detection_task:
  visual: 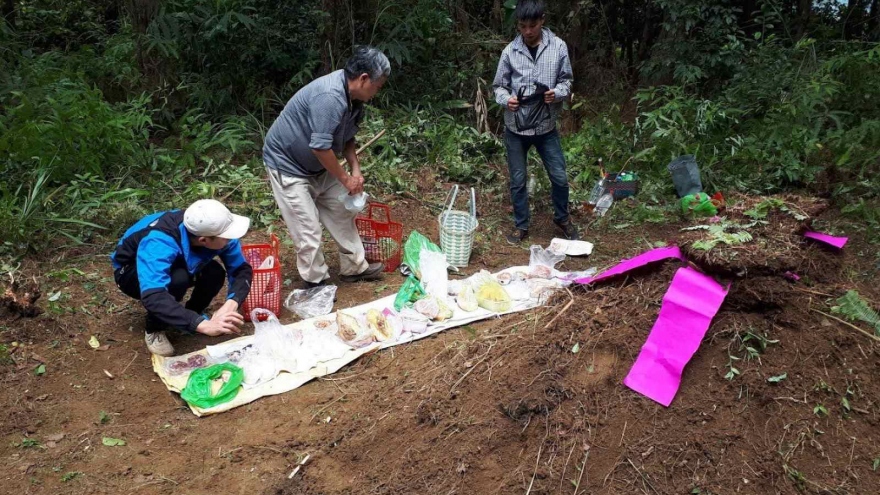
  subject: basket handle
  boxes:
[469,187,477,219]
[443,184,459,218]
[269,233,281,256]
[367,203,392,224]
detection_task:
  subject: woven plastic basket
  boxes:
[241,234,282,322]
[356,203,403,272]
[438,185,478,268]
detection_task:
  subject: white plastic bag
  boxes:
[285,285,337,319]
[529,245,565,269]
[420,248,448,299]
[548,238,594,256]
[251,308,301,373]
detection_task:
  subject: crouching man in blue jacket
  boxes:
[111,199,254,356]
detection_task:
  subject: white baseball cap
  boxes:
[183,199,250,239]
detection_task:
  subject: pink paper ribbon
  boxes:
[803,231,848,249]
[575,246,685,285]
[623,267,729,407]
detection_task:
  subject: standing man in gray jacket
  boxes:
[493,0,579,244]
[264,46,389,288]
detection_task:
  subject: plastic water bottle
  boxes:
[338,191,369,212]
[527,174,536,195]
[588,177,606,205]
[594,193,614,217]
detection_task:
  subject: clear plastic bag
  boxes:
[285,285,337,319]
[420,248,448,299]
[164,353,214,376]
[251,308,301,373]
[529,245,565,269]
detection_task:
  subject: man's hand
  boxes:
[196,312,243,337]
[342,174,363,194]
[351,170,365,194]
[507,95,519,111]
[544,89,556,104]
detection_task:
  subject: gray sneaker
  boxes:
[339,262,385,283]
[144,331,174,357]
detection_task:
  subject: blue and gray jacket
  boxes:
[111,210,253,332]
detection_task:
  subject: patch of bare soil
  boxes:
[1,189,878,495]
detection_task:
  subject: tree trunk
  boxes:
[125,0,161,77]
[795,0,811,39]
[2,0,15,28]
[866,0,880,40]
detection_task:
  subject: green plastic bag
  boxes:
[180,363,244,409]
[681,193,718,217]
[394,275,427,311]
[402,230,442,280]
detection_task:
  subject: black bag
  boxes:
[514,83,550,132]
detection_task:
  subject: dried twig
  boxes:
[119,351,139,376]
[543,290,575,331]
[811,309,880,343]
[310,395,347,421]
[288,453,311,479]
[572,446,591,495]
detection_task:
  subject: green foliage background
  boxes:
[1,0,879,253]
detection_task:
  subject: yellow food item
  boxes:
[367,309,393,341]
[475,279,511,313]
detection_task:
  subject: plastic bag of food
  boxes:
[336,311,375,348]
[456,282,478,312]
[284,285,337,319]
[399,308,430,334]
[470,270,512,313]
[401,230,443,279]
[393,275,427,311]
[251,308,301,373]
[414,295,453,321]
[420,248,448,299]
[165,353,213,376]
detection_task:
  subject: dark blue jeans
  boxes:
[504,129,570,231]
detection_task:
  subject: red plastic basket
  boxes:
[241,233,282,322]
[356,203,403,272]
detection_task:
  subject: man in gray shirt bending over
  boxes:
[264,46,389,288]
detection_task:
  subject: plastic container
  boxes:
[338,191,369,213]
[356,203,403,272]
[594,193,614,217]
[667,155,703,197]
[241,234,282,322]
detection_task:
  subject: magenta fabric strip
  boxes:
[574,246,685,285]
[804,231,848,249]
[623,266,729,407]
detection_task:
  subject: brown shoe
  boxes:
[339,262,385,283]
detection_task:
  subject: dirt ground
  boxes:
[2,185,880,495]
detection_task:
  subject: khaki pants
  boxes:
[267,167,368,284]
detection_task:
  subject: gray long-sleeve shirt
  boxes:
[263,70,363,177]
[492,28,573,136]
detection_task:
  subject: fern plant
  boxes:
[682,218,755,251]
[832,291,880,335]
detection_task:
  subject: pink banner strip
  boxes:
[804,231,848,249]
[575,246,685,285]
[623,267,729,407]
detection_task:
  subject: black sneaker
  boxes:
[339,262,385,283]
[554,219,580,240]
[506,228,529,245]
[303,280,327,290]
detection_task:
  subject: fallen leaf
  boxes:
[96,345,110,352]
[35,394,49,401]
[45,433,65,442]
[88,336,100,349]
[45,441,57,448]
[34,364,46,376]
[48,291,62,302]
[31,354,46,363]
[102,437,126,447]
[571,343,580,354]
[18,463,34,473]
